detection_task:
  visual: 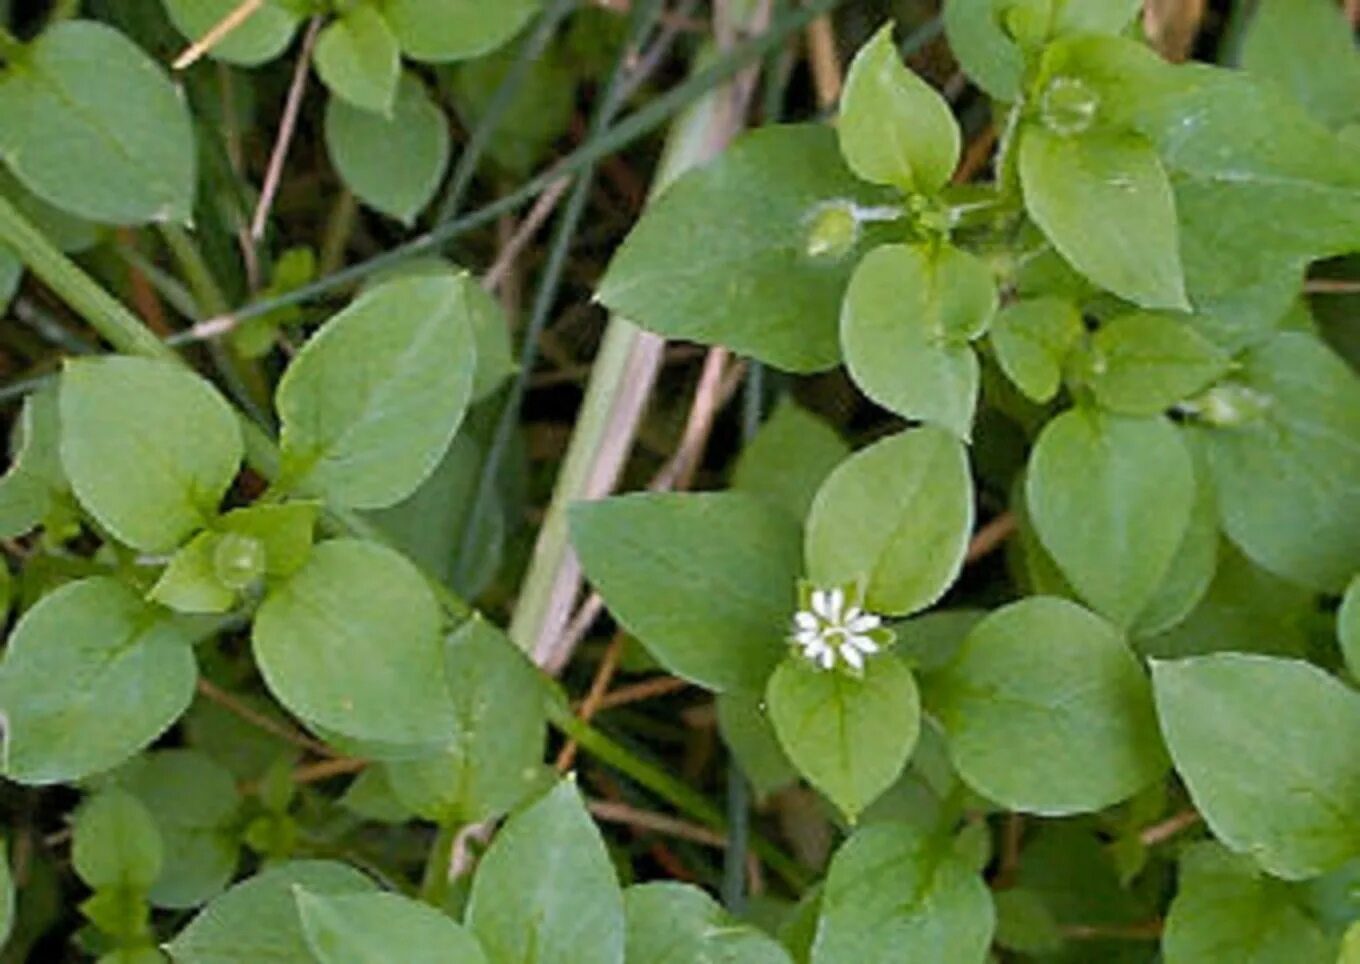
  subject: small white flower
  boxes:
[789,586,887,672]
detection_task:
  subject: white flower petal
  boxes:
[846,613,881,633]
[828,587,846,621]
[811,590,832,619]
[842,605,863,624]
[794,630,821,647]
[795,611,819,631]
[818,647,835,669]
[849,634,880,654]
[839,643,864,670]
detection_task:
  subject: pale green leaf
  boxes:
[162,0,300,66]
[1087,311,1230,416]
[1242,0,1360,129]
[277,275,475,510]
[1152,653,1360,880]
[314,5,401,115]
[0,578,196,785]
[1051,0,1141,36]
[73,789,163,891]
[732,399,848,523]
[943,0,1023,101]
[386,617,547,825]
[252,539,455,746]
[1130,456,1218,639]
[148,531,236,615]
[624,883,791,964]
[385,0,538,63]
[838,25,960,194]
[812,822,994,963]
[1026,408,1194,627]
[297,889,489,964]
[467,781,625,964]
[1040,36,1360,340]
[1192,332,1360,593]
[60,357,242,553]
[325,72,450,224]
[215,501,318,580]
[1020,125,1187,310]
[805,426,973,616]
[1162,843,1333,964]
[0,21,196,224]
[114,750,240,909]
[927,596,1168,815]
[571,492,803,693]
[168,861,376,963]
[841,243,994,439]
[767,655,920,822]
[598,125,897,373]
[988,297,1083,404]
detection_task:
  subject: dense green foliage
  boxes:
[0,0,1357,961]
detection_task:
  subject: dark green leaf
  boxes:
[624,882,790,964]
[927,596,1168,815]
[467,781,625,964]
[1027,408,1194,627]
[168,861,376,963]
[1162,843,1333,963]
[988,297,1083,404]
[73,789,163,891]
[325,73,450,224]
[277,275,475,510]
[385,0,538,63]
[0,21,196,224]
[314,5,401,115]
[1086,311,1230,416]
[162,0,300,66]
[571,492,803,692]
[1152,653,1360,879]
[296,888,489,964]
[0,578,196,785]
[598,125,897,373]
[812,822,994,963]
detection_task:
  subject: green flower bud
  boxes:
[212,532,266,591]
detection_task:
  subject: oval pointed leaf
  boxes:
[168,861,376,963]
[1193,332,1360,593]
[314,6,401,115]
[1020,126,1187,311]
[841,243,993,439]
[72,789,163,891]
[277,275,475,510]
[988,297,1083,404]
[386,617,548,825]
[467,781,625,964]
[805,426,973,617]
[812,822,995,964]
[0,21,196,224]
[1152,653,1360,879]
[927,597,1168,815]
[1026,408,1194,627]
[1162,843,1333,964]
[385,0,538,63]
[598,125,897,373]
[1087,311,1230,416]
[944,0,1024,101]
[252,539,455,746]
[767,655,920,822]
[571,492,803,693]
[61,356,242,553]
[297,889,489,964]
[325,73,450,224]
[625,883,790,964]
[839,25,960,193]
[0,578,197,785]
[164,0,301,66]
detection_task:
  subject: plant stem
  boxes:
[418,822,460,906]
